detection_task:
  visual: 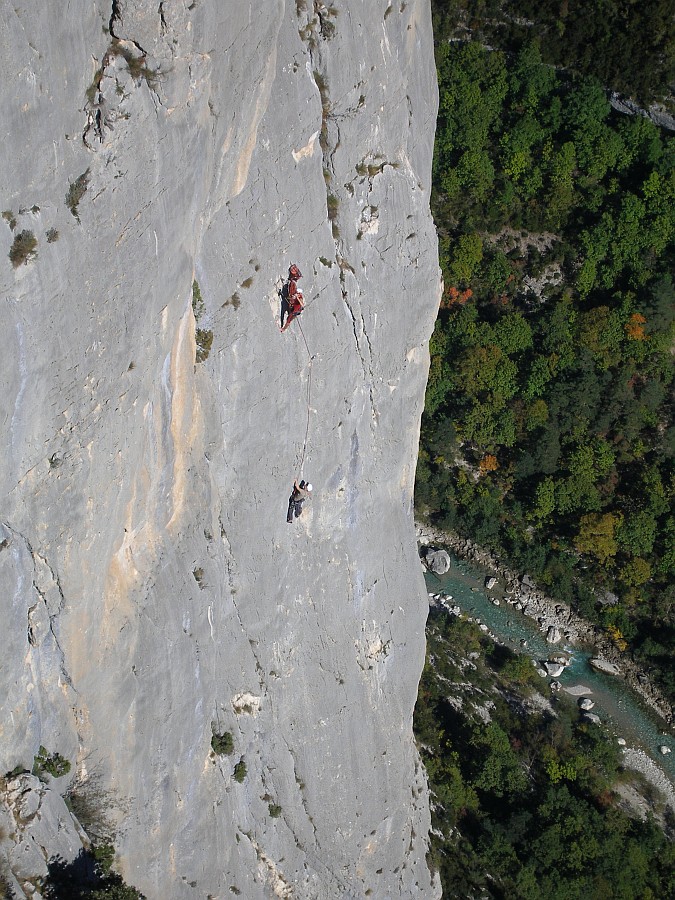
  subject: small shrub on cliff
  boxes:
[9,229,37,267]
[33,746,71,780]
[233,759,247,783]
[327,193,339,221]
[92,844,116,876]
[65,774,118,845]
[211,731,234,755]
[195,328,213,363]
[42,844,146,899]
[268,803,282,818]
[66,170,90,221]
[192,279,204,320]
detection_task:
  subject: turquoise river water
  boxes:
[424,554,675,783]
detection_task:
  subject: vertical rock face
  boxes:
[0,2,441,897]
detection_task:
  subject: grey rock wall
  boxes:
[0,2,441,897]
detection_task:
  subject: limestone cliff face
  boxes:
[0,2,441,897]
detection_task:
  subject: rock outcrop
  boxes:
[0,2,441,897]
[589,658,620,676]
[422,547,451,575]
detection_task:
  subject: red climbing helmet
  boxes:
[289,263,302,280]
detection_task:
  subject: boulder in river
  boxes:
[546,626,562,644]
[550,680,562,692]
[659,746,671,755]
[549,653,570,666]
[544,662,565,677]
[563,684,593,697]
[422,547,451,575]
[584,712,602,725]
[485,576,497,589]
[579,698,595,711]
[589,657,620,676]
[617,738,627,746]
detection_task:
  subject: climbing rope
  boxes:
[278,271,318,480]
[296,318,314,477]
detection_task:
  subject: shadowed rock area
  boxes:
[0,1,441,897]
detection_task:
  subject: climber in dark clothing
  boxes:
[287,479,312,522]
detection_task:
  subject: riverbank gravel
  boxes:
[621,748,675,815]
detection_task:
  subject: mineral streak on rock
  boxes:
[0,2,441,898]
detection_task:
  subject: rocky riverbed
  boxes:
[417,522,673,725]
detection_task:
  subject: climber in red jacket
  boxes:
[280,263,304,331]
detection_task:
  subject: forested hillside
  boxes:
[417,2,675,696]
[415,611,675,898]
[433,0,675,104]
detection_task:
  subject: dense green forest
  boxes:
[417,1,675,696]
[433,0,675,105]
[415,611,675,898]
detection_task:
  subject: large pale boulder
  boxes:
[589,658,620,676]
[423,548,451,575]
[544,662,565,678]
[584,713,602,725]
[563,684,593,697]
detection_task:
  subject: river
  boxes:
[424,554,675,784]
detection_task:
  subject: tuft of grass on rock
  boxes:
[2,210,17,229]
[109,39,158,87]
[86,66,104,105]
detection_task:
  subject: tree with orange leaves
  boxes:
[479,454,499,475]
[440,286,473,309]
[625,312,647,340]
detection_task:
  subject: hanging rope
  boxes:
[296,318,314,477]
[279,270,318,479]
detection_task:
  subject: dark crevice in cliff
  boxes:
[109,1,147,56]
[158,2,167,34]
